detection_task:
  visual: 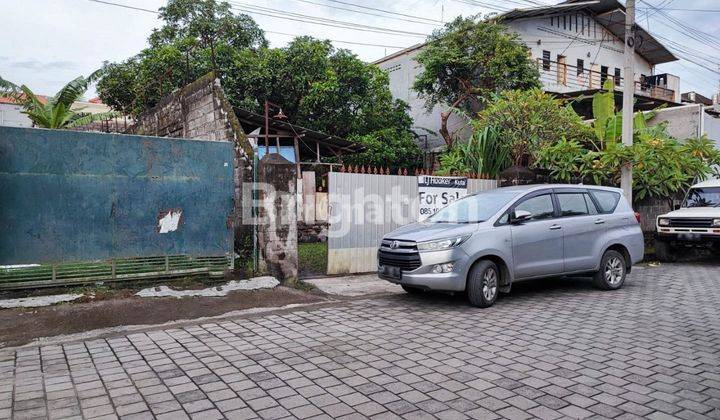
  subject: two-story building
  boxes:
[374,0,682,152]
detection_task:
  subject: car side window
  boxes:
[515,194,555,220]
[590,190,621,214]
[557,193,591,216]
[584,194,599,215]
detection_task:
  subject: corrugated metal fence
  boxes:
[0,126,234,289]
[327,172,497,274]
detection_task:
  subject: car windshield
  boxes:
[426,190,520,223]
[683,187,720,207]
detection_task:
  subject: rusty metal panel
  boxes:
[0,126,234,265]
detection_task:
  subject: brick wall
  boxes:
[635,196,675,233]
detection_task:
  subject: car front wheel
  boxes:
[593,250,626,290]
[467,260,499,308]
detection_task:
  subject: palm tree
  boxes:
[0,71,118,129]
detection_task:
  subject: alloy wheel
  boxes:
[482,268,498,301]
[605,256,624,286]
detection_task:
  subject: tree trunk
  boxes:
[439,109,454,149]
[439,96,466,149]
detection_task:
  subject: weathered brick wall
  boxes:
[126,73,254,255]
[636,196,674,233]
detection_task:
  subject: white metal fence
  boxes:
[327,172,497,274]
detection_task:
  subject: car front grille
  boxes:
[667,218,713,228]
[378,250,422,272]
[378,239,421,271]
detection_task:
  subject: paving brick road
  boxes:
[2,263,720,420]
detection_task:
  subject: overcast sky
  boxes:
[1,0,718,99]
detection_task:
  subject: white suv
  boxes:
[655,179,720,261]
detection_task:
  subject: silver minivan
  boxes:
[378,185,644,308]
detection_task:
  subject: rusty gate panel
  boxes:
[0,126,234,266]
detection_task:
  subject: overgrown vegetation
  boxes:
[436,126,509,177]
[96,0,420,169]
[298,242,327,278]
[0,72,118,129]
[413,16,540,148]
[534,81,720,201]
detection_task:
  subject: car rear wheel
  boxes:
[654,238,676,262]
[401,284,423,294]
[593,250,626,290]
[467,260,499,308]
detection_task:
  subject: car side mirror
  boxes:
[510,210,533,224]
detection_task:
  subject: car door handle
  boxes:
[549,225,562,230]
[594,219,605,224]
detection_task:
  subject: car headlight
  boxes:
[416,235,470,252]
[658,218,670,227]
[713,219,720,227]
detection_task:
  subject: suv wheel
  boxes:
[593,250,626,290]
[401,285,423,294]
[467,260,499,308]
[654,238,676,262]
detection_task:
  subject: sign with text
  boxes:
[418,176,468,220]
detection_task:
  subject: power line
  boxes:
[85,0,418,47]
[323,0,444,24]
[637,7,720,13]
[283,0,442,26]
[228,2,430,38]
[87,0,158,13]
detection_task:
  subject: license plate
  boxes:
[381,265,402,279]
[679,232,702,241]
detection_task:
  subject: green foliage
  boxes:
[535,85,720,201]
[97,0,265,115]
[535,138,587,182]
[344,128,422,169]
[0,72,118,129]
[436,126,509,177]
[413,16,540,147]
[475,89,594,165]
[96,4,418,168]
[298,242,327,277]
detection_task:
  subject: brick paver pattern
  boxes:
[1,263,719,419]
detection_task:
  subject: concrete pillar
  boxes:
[257,153,298,283]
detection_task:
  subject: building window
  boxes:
[542,50,551,70]
[614,68,621,85]
[577,59,584,75]
[563,15,567,30]
[600,66,609,85]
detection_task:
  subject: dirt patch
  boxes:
[0,287,326,348]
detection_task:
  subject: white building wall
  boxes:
[0,103,32,128]
[506,14,653,93]
[377,12,659,151]
[382,47,470,152]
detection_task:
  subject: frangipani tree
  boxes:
[0,72,118,129]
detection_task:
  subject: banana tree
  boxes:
[0,71,118,129]
[591,79,657,149]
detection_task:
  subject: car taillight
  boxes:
[634,212,641,223]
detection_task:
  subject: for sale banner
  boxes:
[418,176,468,220]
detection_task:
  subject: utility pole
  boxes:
[621,0,635,205]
